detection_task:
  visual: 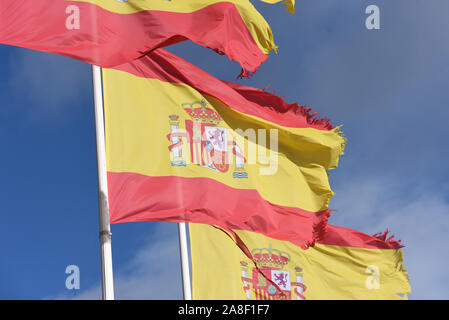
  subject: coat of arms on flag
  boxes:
[167,99,248,178]
[240,245,306,300]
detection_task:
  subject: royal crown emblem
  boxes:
[182,100,222,125]
[166,99,248,177]
[252,246,290,269]
[240,245,306,300]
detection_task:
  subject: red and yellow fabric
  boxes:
[259,0,295,14]
[190,223,411,300]
[103,48,345,248]
[0,0,284,75]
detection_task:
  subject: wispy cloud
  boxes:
[7,49,90,122]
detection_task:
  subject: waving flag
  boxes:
[0,0,280,75]
[190,223,411,300]
[102,48,345,249]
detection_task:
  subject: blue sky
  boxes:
[1,0,448,299]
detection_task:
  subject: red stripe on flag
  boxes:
[107,171,329,249]
[319,225,405,249]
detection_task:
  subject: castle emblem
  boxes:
[240,245,306,300]
[167,99,247,178]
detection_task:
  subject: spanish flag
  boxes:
[190,223,411,300]
[0,0,284,75]
[103,48,345,249]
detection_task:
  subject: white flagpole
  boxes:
[92,65,115,300]
[178,222,192,300]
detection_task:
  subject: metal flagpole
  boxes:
[92,65,115,300]
[178,222,192,300]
